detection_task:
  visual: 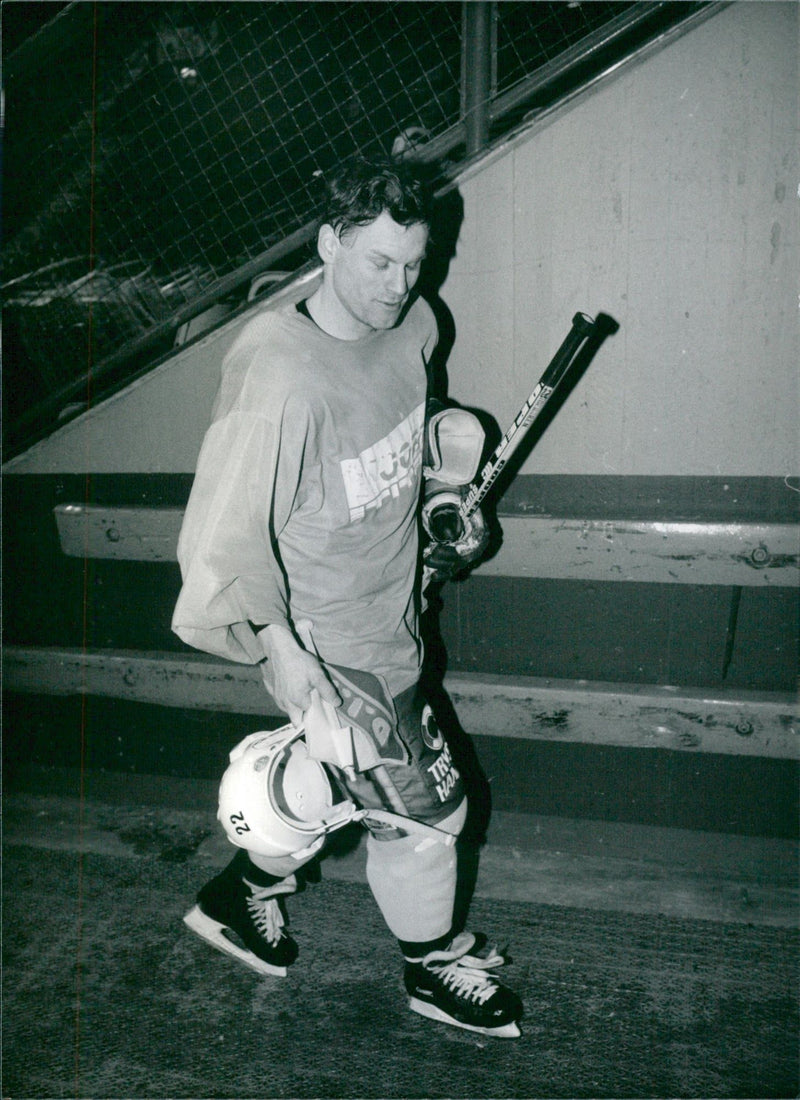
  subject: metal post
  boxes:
[462,1,492,155]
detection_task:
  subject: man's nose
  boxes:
[387,266,408,298]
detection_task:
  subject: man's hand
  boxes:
[257,623,341,727]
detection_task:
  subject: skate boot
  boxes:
[183,851,299,977]
[404,932,522,1037]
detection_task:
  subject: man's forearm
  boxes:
[254,621,300,662]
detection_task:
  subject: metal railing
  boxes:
[2,1,710,458]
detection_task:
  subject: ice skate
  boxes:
[404,932,522,1037]
[183,853,299,977]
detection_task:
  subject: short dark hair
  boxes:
[321,155,434,239]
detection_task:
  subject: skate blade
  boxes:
[408,996,521,1038]
[183,904,288,978]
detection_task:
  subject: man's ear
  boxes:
[317,223,339,263]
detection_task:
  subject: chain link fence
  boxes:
[3,1,643,441]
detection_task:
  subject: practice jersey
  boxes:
[172,294,438,697]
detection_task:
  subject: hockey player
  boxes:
[172,154,523,1038]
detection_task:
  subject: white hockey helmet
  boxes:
[217,724,358,860]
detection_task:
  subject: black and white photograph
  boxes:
[2,2,797,1097]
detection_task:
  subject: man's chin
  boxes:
[371,300,410,329]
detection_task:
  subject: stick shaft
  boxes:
[460,312,597,521]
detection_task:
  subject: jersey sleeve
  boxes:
[171,349,306,664]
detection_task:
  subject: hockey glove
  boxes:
[422,488,489,584]
[423,402,484,486]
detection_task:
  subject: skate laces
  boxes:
[245,886,286,946]
[423,933,505,1005]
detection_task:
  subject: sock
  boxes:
[398,930,453,961]
[242,854,287,889]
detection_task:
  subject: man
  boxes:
[172,155,522,1038]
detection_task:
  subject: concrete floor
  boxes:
[3,768,798,1099]
[6,766,798,928]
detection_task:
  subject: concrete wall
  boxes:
[444,0,798,479]
[6,3,797,483]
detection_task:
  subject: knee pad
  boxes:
[217,725,359,861]
[365,799,467,943]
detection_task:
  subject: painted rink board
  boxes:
[4,646,797,760]
[54,504,800,587]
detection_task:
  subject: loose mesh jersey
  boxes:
[172,294,437,698]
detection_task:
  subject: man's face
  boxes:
[319,211,429,339]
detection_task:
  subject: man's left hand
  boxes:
[422,489,489,583]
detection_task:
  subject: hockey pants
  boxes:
[249,682,467,944]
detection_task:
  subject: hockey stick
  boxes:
[459,311,598,523]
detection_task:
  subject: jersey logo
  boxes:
[427,741,460,803]
[420,704,444,751]
[340,402,425,521]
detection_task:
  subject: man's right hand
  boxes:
[256,622,341,727]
